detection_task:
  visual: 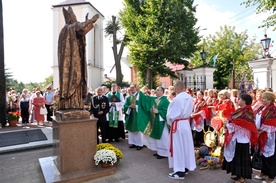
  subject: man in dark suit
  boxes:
[90,87,110,144]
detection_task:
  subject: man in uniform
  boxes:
[90,87,110,144]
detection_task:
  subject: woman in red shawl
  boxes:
[210,90,235,131]
[190,90,209,146]
[252,89,264,113]
[254,91,276,183]
[222,93,258,183]
[248,89,256,106]
[230,89,239,110]
[206,89,219,126]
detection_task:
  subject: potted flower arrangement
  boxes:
[94,143,123,167]
[7,111,20,127]
[94,149,117,167]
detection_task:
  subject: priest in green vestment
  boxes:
[143,86,170,159]
[123,84,153,150]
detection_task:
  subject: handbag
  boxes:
[40,106,48,115]
[251,149,262,170]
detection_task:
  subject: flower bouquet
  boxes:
[7,111,20,121]
[94,143,123,167]
[7,111,20,127]
[94,149,117,166]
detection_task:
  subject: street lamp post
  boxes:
[200,49,207,66]
[261,34,272,58]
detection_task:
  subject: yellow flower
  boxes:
[96,143,113,151]
[95,143,123,161]
[207,160,213,164]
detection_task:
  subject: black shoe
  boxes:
[185,168,189,175]
[129,144,136,148]
[153,153,158,156]
[156,155,167,159]
[115,139,120,142]
[168,172,185,180]
[136,146,143,150]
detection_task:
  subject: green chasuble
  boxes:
[123,91,153,133]
[143,95,170,139]
[107,91,121,127]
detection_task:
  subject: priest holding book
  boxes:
[106,83,125,142]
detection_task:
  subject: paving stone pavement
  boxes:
[0,126,265,183]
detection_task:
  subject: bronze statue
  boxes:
[58,6,99,110]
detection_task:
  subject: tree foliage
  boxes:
[5,67,53,93]
[120,0,200,88]
[190,25,261,89]
[242,0,276,30]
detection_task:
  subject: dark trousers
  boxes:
[21,109,29,124]
[261,138,276,179]
[107,120,126,140]
[97,120,108,144]
[45,104,53,121]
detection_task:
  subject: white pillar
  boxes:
[248,58,276,91]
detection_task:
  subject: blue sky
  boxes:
[2,0,275,83]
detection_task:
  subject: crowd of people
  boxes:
[5,82,276,182]
[6,86,59,127]
[89,82,276,182]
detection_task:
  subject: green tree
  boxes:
[242,0,276,30]
[27,82,39,92]
[120,0,200,88]
[190,25,261,89]
[104,16,126,85]
[5,68,26,93]
[5,68,14,90]
[40,75,53,90]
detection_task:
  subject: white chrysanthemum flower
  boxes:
[94,149,117,165]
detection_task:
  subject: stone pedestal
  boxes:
[52,113,96,173]
[39,110,115,183]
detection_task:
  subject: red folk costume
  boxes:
[252,101,263,113]
[224,105,258,149]
[32,97,45,122]
[192,99,210,132]
[191,99,209,132]
[258,103,276,154]
[211,99,235,131]
[206,96,219,125]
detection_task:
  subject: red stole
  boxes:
[170,118,189,157]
